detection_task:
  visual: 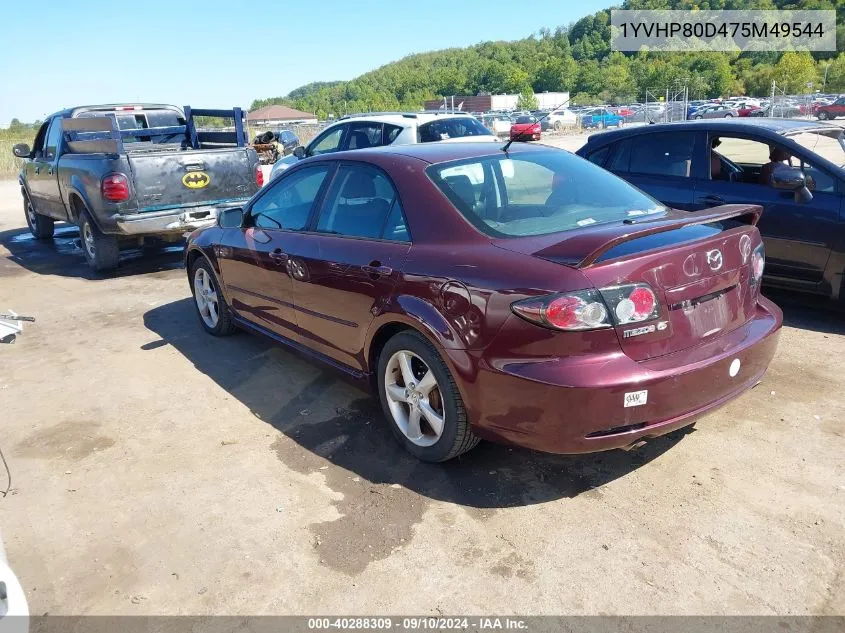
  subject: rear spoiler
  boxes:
[543,205,762,268]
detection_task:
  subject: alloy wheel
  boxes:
[25,201,37,230]
[384,350,445,447]
[82,221,96,259]
[193,267,220,328]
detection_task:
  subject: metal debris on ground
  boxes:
[0,312,36,345]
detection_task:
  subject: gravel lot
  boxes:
[0,165,844,616]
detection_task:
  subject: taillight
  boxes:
[255,165,265,187]
[751,244,765,286]
[511,283,660,331]
[101,173,130,202]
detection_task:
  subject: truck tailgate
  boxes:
[127,148,253,212]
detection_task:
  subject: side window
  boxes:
[345,122,383,149]
[709,136,770,181]
[800,158,836,193]
[31,122,49,156]
[586,146,610,167]
[629,132,695,178]
[316,164,398,239]
[384,124,403,145]
[606,138,632,172]
[251,166,330,230]
[382,199,410,241]
[309,126,345,156]
[44,119,63,161]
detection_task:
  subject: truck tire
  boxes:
[23,195,54,240]
[79,210,119,271]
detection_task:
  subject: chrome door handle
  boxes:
[361,264,392,276]
[269,249,288,265]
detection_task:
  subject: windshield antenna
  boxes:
[501,95,573,153]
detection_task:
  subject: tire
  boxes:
[78,210,119,271]
[23,193,54,240]
[818,111,829,120]
[190,257,237,336]
[616,120,624,128]
[724,113,733,118]
[377,331,479,462]
[694,115,703,120]
[553,121,562,131]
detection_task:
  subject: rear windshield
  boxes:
[77,109,185,144]
[427,150,666,238]
[417,117,491,143]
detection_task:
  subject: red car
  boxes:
[509,115,541,141]
[185,142,782,462]
[737,105,763,117]
[816,97,845,120]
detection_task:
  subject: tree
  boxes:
[516,87,538,111]
[823,54,845,92]
[773,52,818,94]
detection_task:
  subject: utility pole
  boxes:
[770,80,776,117]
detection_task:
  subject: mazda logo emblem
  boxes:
[706,249,723,271]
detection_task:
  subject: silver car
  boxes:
[691,104,738,119]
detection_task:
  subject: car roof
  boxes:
[308,140,552,165]
[335,112,475,127]
[584,117,843,145]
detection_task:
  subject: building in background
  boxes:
[247,105,318,126]
[423,92,570,112]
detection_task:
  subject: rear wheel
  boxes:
[79,210,119,271]
[724,113,734,118]
[553,121,562,131]
[23,194,54,240]
[377,331,479,462]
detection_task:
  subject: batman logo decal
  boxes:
[182,171,210,189]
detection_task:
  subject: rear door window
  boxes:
[628,132,696,178]
[585,145,610,167]
[345,122,383,150]
[417,117,491,142]
[316,164,400,239]
[384,124,403,144]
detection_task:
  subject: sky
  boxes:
[0,0,612,126]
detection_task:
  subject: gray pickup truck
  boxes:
[14,104,261,271]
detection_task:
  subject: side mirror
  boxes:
[217,207,244,229]
[12,143,31,158]
[771,165,806,191]
[292,146,306,159]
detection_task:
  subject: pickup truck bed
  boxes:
[15,104,260,271]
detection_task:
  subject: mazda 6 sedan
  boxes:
[185,142,782,462]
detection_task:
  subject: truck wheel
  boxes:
[79,211,119,271]
[24,195,54,240]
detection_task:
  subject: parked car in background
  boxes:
[270,112,497,178]
[690,104,738,119]
[509,115,541,141]
[546,108,578,130]
[186,142,781,462]
[482,114,513,136]
[13,103,261,271]
[581,107,624,128]
[577,118,845,301]
[816,96,845,120]
[736,104,765,117]
[276,129,300,155]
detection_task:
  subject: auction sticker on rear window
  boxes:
[624,390,648,408]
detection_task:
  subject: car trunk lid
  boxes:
[494,205,764,361]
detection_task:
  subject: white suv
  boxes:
[269,112,497,178]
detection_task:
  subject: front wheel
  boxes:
[377,331,479,462]
[694,115,703,119]
[79,210,119,271]
[724,113,734,118]
[818,111,829,120]
[23,195,54,240]
[190,258,237,336]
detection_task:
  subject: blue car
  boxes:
[576,118,845,302]
[581,107,624,129]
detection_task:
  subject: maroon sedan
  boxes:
[185,142,782,462]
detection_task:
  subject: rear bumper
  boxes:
[460,296,782,454]
[113,201,245,236]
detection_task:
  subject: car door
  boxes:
[216,164,334,341]
[694,133,840,287]
[288,162,411,372]
[26,118,65,219]
[604,131,703,210]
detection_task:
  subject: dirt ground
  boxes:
[0,170,844,616]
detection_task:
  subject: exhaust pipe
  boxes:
[621,439,648,452]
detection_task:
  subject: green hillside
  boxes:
[252,0,845,118]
